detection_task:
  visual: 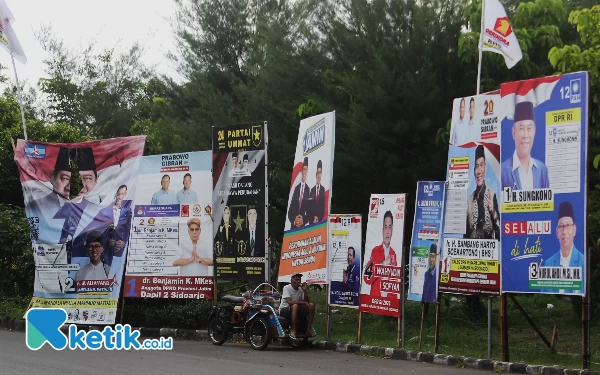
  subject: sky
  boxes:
[0,0,182,91]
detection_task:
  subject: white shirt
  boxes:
[113,206,121,228]
[560,247,573,268]
[383,243,390,259]
[512,150,537,191]
[279,284,305,310]
[76,262,114,281]
[178,241,210,276]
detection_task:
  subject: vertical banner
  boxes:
[16,136,146,324]
[123,151,214,299]
[408,182,446,303]
[359,194,406,317]
[212,122,268,282]
[440,94,503,296]
[500,72,588,295]
[278,112,335,284]
[328,214,362,308]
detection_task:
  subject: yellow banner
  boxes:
[331,230,349,236]
[450,157,470,165]
[546,108,581,125]
[30,297,118,308]
[450,259,499,274]
[502,201,554,212]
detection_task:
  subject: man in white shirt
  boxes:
[176,173,199,204]
[76,231,114,282]
[451,98,480,145]
[151,175,177,205]
[173,218,214,276]
[278,273,316,338]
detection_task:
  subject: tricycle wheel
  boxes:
[247,316,272,350]
[208,317,228,345]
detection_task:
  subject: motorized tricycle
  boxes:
[207,283,316,350]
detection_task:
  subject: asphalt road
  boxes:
[1,330,487,375]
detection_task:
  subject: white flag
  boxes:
[480,0,522,69]
[0,0,26,63]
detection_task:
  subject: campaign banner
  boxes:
[328,215,362,308]
[441,94,502,296]
[278,112,335,284]
[212,122,268,282]
[123,151,214,300]
[499,72,588,295]
[359,194,406,317]
[15,136,146,324]
[408,182,445,303]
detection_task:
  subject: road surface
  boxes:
[0,330,487,375]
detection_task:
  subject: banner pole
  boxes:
[434,302,441,353]
[357,311,362,344]
[476,0,485,96]
[488,296,492,358]
[500,293,509,362]
[419,302,425,351]
[401,246,406,349]
[10,51,27,140]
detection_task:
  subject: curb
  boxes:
[310,339,600,375]
[2,318,598,374]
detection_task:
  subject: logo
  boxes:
[37,246,45,256]
[302,118,325,156]
[91,311,97,321]
[369,197,380,218]
[82,311,89,321]
[494,17,512,37]
[97,312,105,322]
[252,125,263,147]
[484,99,494,116]
[193,204,202,215]
[137,207,144,216]
[205,205,212,215]
[148,218,156,225]
[26,308,173,351]
[181,205,190,217]
[570,78,581,103]
[25,143,46,159]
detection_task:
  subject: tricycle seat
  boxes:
[221,295,245,304]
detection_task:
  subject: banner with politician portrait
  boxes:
[328,214,362,308]
[408,182,445,303]
[359,194,406,318]
[499,72,588,296]
[15,136,146,324]
[212,122,268,282]
[278,112,335,284]
[441,93,503,296]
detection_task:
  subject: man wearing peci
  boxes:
[466,145,500,240]
[421,243,438,303]
[501,101,550,190]
[363,210,397,297]
[287,157,311,228]
[151,175,177,205]
[177,173,199,204]
[309,160,327,223]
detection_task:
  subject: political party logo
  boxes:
[36,246,45,256]
[302,118,325,155]
[193,204,202,215]
[25,308,173,350]
[252,124,263,147]
[369,197,380,218]
[181,205,190,217]
[98,312,106,322]
[148,218,156,225]
[25,143,46,159]
[82,311,89,321]
[205,205,212,215]
[570,78,582,103]
[494,17,512,37]
[91,311,98,321]
[137,207,144,216]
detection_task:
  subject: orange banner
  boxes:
[279,222,328,284]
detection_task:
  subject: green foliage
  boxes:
[0,204,34,297]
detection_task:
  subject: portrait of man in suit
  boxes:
[75,230,114,283]
[309,159,326,223]
[244,205,263,257]
[501,101,550,190]
[287,157,311,228]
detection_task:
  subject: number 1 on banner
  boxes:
[503,187,512,203]
[441,257,451,274]
[125,278,138,297]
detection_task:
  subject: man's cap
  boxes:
[243,154,248,161]
[557,201,575,222]
[317,159,322,170]
[430,243,437,255]
[76,147,97,171]
[514,101,534,123]
[86,230,103,245]
[232,152,238,158]
[291,272,303,278]
[303,157,308,167]
[54,147,72,173]
[475,144,485,161]
[248,204,256,211]
[187,218,201,227]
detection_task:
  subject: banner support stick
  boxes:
[419,302,425,351]
[357,311,362,344]
[401,246,406,349]
[119,298,126,325]
[434,302,441,353]
[500,293,509,362]
[488,296,492,358]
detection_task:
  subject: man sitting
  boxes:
[278,273,316,338]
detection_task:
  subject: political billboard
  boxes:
[500,72,588,296]
[212,122,268,282]
[278,112,335,284]
[328,214,362,308]
[408,181,445,303]
[16,136,145,324]
[359,194,406,317]
[440,93,503,296]
[123,151,214,300]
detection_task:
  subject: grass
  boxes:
[308,288,600,371]
[0,296,30,320]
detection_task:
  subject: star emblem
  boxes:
[233,210,245,232]
[254,129,260,141]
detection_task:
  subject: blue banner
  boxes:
[499,72,588,295]
[408,182,445,303]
